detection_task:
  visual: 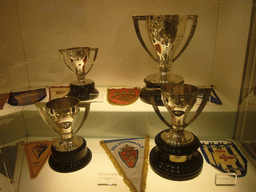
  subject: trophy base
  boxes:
[150,147,203,181]
[149,130,203,181]
[68,79,99,101]
[49,138,92,173]
[140,77,184,106]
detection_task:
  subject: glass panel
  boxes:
[235,0,256,168]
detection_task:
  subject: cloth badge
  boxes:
[48,86,70,100]
[8,88,46,106]
[107,87,140,105]
[24,140,54,179]
[200,140,247,177]
[100,137,149,192]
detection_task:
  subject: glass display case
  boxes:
[0,0,256,191]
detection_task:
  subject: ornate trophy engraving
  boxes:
[59,47,99,101]
[133,15,198,105]
[35,97,92,172]
[148,84,212,180]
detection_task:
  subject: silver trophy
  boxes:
[133,15,198,105]
[35,97,92,173]
[59,47,99,101]
[148,84,212,180]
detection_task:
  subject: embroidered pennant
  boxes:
[200,140,247,177]
[24,140,54,179]
[100,137,149,192]
[107,87,140,105]
[49,86,70,100]
[8,88,46,106]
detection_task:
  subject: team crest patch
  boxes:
[107,87,140,105]
[200,140,247,177]
[118,144,138,168]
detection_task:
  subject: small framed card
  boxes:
[215,173,237,186]
[98,173,118,186]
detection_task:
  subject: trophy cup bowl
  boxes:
[59,47,99,101]
[133,15,198,105]
[35,97,92,173]
[148,83,212,181]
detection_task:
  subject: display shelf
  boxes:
[20,87,237,140]
[21,87,236,113]
[2,137,256,192]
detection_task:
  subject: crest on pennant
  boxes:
[32,144,49,159]
[213,148,237,165]
[118,144,138,168]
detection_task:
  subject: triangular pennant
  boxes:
[200,140,248,177]
[100,137,149,192]
[24,140,54,179]
[0,144,18,182]
[107,87,140,105]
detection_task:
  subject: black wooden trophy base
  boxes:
[49,138,92,173]
[149,130,203,181]
[68,80,98,101]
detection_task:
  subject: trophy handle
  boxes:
[35,102,61,134]
[133,16,158,62]
[185,87,212,127]
[59,49,76,73]
[172,15,198,62]
[147,88,173,128]
[74,102,91,134]
[84,48,99,76]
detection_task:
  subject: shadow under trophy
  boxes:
[35,97,92,173]
[133,15,198,105]
[148,83,212,181]
[59,47,99,101]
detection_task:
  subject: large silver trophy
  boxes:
[35,97,92,173]
[133,15,198,105]
[148,84,211,180]
[59,47,99,101]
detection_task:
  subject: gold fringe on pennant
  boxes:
[140,136,149,192]
[100,137,149,192]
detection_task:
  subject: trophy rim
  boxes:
[46,97,80,110]
[161,83,198,96]
[59,47,91,51]
[132,14,198,18]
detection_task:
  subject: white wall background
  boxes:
[0,0,253,106]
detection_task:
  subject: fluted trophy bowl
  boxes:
[133,15,198,105]
[36,97,92,173]
[148,83,212,181]
[59,47,99,101]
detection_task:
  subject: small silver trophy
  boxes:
[148,84,212,180]
[133,15,198,105]
[59,47,99,101]
[35,97,92,173]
